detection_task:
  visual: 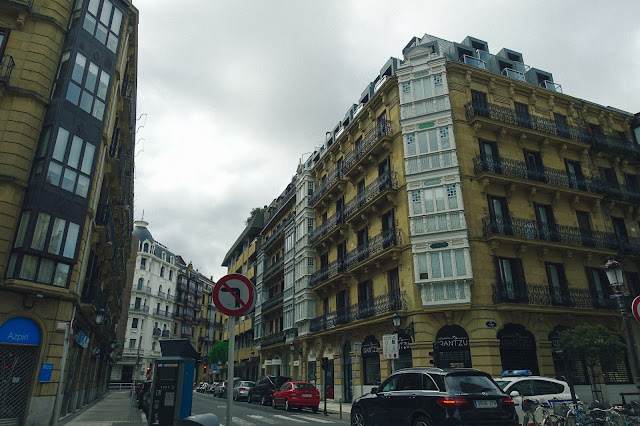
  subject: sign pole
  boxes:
[226,315,235,426]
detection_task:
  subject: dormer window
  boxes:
[143,242,149,253]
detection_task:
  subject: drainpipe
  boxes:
[53,305,76,426]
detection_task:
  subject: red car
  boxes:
[271,381,320,412]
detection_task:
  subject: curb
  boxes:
[57,390,111,425]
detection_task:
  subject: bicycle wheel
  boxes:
[604,415,625,426]
[542,414,565,426]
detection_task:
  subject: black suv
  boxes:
[351,367,517,426]
[247,375,292,405]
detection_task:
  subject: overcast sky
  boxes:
[131,0,640,281]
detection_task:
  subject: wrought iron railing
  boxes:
[492,282,616,309]
[310,257,345,288]
[309,166,344,206]
[7,0,33,7]
[309,291,406,332]
[263,257,283,280]
[153,309,174,319]
[309,210,344,245]
[343,228,402,270]
[343,120,394,173]
[0,55,15,83]
[157,291,166,298]
[261,330,286,347]
[474,155,640,203]
[482,215,640,255]
[262,292,284,311]
[263,181,297,225]
[465,101,639,157]
[130,305,149,313]
[81,281,107,311]
[161,330,170,338]
[153,328,161,337]
[344,170,398,220]
[135,285,152,293]
[262,213,295,252]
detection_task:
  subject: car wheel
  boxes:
[247,394,252,404]
[351,408,365,426]
[285,399,291,412]
[233,393,237,401]
[312,406,318,414]
[412,416,432,426]
[271,397,277,409]
[261,394,268,406]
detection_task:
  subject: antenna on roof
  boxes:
[141,209,145,220]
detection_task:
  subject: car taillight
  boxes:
[436,397,469,408]
[501,397,515,406]
[240,387,246,390]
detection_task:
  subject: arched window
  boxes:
[160,266,165,277]
[143,242,149,253]
[137,278,143,290]
[394,329,414,370]
[162,252,166,261]
[167,289,170,297]
[436,324,471,368]
[158,285,163,295]
[361,335,381,385]
[498,323,539,375]
[549,326,589,384]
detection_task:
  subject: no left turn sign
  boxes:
[632,296,640,325]
[212,274,255,316]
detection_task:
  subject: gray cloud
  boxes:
[132,0,640,280]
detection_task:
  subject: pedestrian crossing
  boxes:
[217,412,341,425]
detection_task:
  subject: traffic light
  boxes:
[146,363,152,379]
[203,365,207,373]
[429,342,441,367]
[321,357,329,371]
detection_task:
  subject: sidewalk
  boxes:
[323,399,352,416]
[59,390,146,425]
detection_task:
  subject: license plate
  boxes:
[302,394,312,397]
[474,400,497,408]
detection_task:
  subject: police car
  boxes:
[493,370,577,425]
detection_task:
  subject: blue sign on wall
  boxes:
[486,321,498,328]
[0,317,41,346]
[39,363,54,382]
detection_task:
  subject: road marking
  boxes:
[273,414,310,423]
[304,416,334,423]
[247,414,279,424]
[224,418,254,426]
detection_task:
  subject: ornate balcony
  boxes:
[492,282,616,310]
[262,292,284,312]
[135,285,152,294]
[130,305,149,313]
[310,228,403,289]
[262,213,295,253]
[309,210,345,247]
[153,328,161,337]
[309,291,407,333]
[465,101,640,158]
[263,257,283,281]
[261,330,286,347]
[161,330,170,338]
[482,215,640,255]
[157,291,166,298]
[474,155,640,205]
[153,309,174,319]
[343,120,394,177]
[310,166,345,207]
[344,170,398,222]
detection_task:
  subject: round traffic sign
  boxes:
[212,274,255,316]
[632,296,640,324]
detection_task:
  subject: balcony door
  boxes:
[495,257,526,302]
[514,102,531,128]
[488,196,511,235]
[524,149,546,183]
[378,156,390,176]
[381,209,394,248]
[336,289,349,325]
[535,203,558,241]
[471,90,488,116]
[358,280,374,319]
[479,139,500,173]
[565,160,585,191]
[357,227,369,263]
[576,211,594,247]
[554,113,570,138]
[546,262,570,305]
[586,267,611,308]
[612,217,630,251]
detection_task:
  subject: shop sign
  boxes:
[436,335,469,349]
[265,360,273,366]
[75,331,89,348]
[0,317,41,346]
[38,363,53,382]
[361,335,380,355]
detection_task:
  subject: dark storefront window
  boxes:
[498,323,539,375]
[436,324,472,368]
[361,335,381,385]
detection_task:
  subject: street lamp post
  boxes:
[603,258,640,390]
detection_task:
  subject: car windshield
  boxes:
[445,374,503,395]
[274,377,293,387]
[294,383,316,390]
[494,380,510,389]
[240,381,254,387]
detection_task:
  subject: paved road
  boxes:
[191,391,351,426]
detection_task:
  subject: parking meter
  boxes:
[148,339,198,425]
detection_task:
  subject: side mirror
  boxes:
[370,387,378,394]
[510,390,520,398]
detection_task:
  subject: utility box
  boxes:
[148,339,198,426]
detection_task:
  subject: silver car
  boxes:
[233,381,255,401]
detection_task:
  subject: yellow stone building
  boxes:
[0,0,138,423]
[222,34,640,405]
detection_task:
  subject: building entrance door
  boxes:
[343,341,352,403]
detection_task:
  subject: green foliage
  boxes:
[209,340,229,364]
[245,207,265,225]
[556,324,625,369]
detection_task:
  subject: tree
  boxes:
[245,207,265,225]
[556,324,625,393]
[209,340,229,365]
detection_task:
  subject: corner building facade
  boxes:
[0,0,138,424]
